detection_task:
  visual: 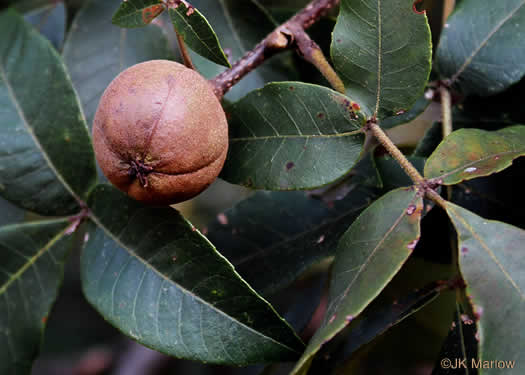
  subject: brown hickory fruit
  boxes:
[92,60,228,205]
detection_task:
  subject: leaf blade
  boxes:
[168,5,231,67]
[292,187,423,374]
[436,0,525,96]
[446,203,524,373]
[0,9,97,215]
[83,185,304,365]
[424,126,525,185]
[221,82,366,190]
[331,0,432,119]
[0,219,73,374]
[112,0,165,28]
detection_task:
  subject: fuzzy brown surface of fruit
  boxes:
[92,60,228,205]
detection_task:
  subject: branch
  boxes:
[368,121,425,185]
[210,0,340,98]
[367,120,449,210]
[440,85,453,138]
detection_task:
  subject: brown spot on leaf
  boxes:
[461,247,468,254]
[406,204,417,216]
[407,239,418,250]
[286,161,295,170]
[317,112,325,119]
[142,4,165,24]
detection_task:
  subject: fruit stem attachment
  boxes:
[129,159,153,188]
[175,32,196,70]
[210,0,340,98]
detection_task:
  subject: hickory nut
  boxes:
[92,60,228,205]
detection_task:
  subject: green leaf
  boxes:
[221,82,366,190]
[63,0,173,127]
[187,0,293,101]
[436,0,525,96]
[112,0,165,28]
[207,185,379,296]
[0,198,25,227]
[82,184,304,365]
[24,2,66,50]
[292,187,423,374]
[424,126,525,185]
[168,4,230,68]
[331,0,432,119]
[0,219,74,375]
[446,203,524,374]
[0,10,97,216]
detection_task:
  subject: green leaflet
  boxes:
[221,82,366,190]
[82,185,304,365]
[0,10,97,215]
[0,219,73,375]
[446,203,524,374]
[436,0,525,96]
[332,0,432,120]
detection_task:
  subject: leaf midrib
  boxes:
[448,204,525,300]
[170,7,224,63]
[0,221,69,296]
[0,62,82,205]
[374,0,382,116]
[88,213,301,353]
[430,149,524,182]
[330,192,419,315]
[450,0,525,83]
[230,129,364,142]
